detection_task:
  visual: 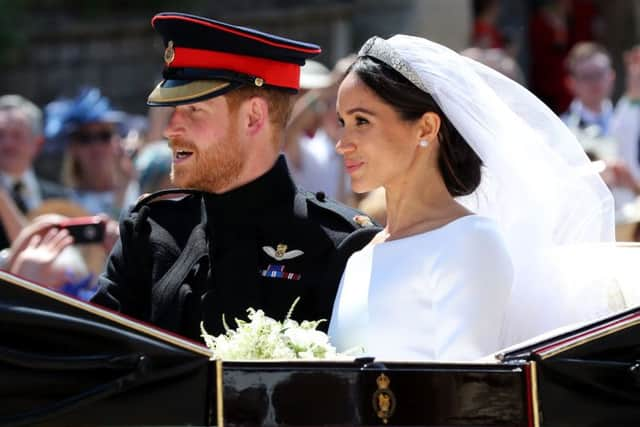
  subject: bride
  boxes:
[328,35,616,361]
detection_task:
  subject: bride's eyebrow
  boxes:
[346,107,375,115]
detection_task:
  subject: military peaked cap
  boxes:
[147,12,322,106]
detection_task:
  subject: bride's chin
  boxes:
[351,182,374,195]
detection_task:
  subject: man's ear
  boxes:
[245,96,268,137]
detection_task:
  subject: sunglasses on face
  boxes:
[70,130,114,145]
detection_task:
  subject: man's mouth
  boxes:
[174,149,194,163]
[168,139,196,164]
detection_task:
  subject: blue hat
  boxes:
[147,12,322,106]
[44,88,124,141]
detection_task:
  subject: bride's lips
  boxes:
[344,159,364,174]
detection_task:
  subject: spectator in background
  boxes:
[560,42,640,231]
[471,0,505,49]
[0,195,120,300]
[120,113,149,160]
[460,46,524,85]
[529,0,599,113]
[562,42,616,157]
[299,59,333,94]
[606,44,640,238]
[1,214,97,301]
[3,217,76,288]
[0,95,70,249]
[134,141,173,194]
[145,106,173,143]
[44,88,139,219]
[284,56,356,204]
[571,0,601,42]
[283,59,332,173]
[0,189,26,251]
[611,45,640,182]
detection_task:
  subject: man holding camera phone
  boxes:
[2,213,118,298]
[90,12,378,341]
[0,95,71,249]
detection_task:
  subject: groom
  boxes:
[91,12,379,341]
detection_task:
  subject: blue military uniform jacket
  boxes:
[92,157,379,341]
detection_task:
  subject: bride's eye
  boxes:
[355,116,369,126]
[337,117,345,127]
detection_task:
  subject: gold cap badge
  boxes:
[164,40,176,65]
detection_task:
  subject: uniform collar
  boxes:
[203,155,297,219]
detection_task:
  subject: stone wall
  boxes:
[3,18,159,114]
[0,2,354,114]
[0,0,473,114]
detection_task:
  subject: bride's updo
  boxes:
[348,56,482,197]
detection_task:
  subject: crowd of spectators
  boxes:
[0,88,173,299]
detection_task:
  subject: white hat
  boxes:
[616,197,640,241]
[299,60,332,89]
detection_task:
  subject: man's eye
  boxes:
[337,117,345,127]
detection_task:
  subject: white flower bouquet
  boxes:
[200,298,343,360]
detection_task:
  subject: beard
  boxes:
[170,132,245,192]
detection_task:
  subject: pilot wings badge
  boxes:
[262,243,304,261]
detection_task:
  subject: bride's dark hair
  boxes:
[348,56,482,197]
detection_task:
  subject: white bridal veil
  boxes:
[359,35,619,347]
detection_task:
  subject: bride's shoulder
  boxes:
[460,214,503,237]
[433,215,513,283]
[440,215,508,255]
[421,214,502,240]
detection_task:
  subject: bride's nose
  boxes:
[335,137,355,156]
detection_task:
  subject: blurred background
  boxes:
[0,0,635,113]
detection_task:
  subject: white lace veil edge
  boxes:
[359,35,617,347]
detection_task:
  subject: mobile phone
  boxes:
[58,216,106,244]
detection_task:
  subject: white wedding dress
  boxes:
[328,215,513,361]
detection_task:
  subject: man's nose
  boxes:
[163,108,183,140]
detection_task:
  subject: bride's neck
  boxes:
[383,168,466,241]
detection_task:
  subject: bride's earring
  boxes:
[418,139,429,148]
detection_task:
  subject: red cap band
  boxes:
[170,47,300,90]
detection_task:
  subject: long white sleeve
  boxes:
[329,215,513,361]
